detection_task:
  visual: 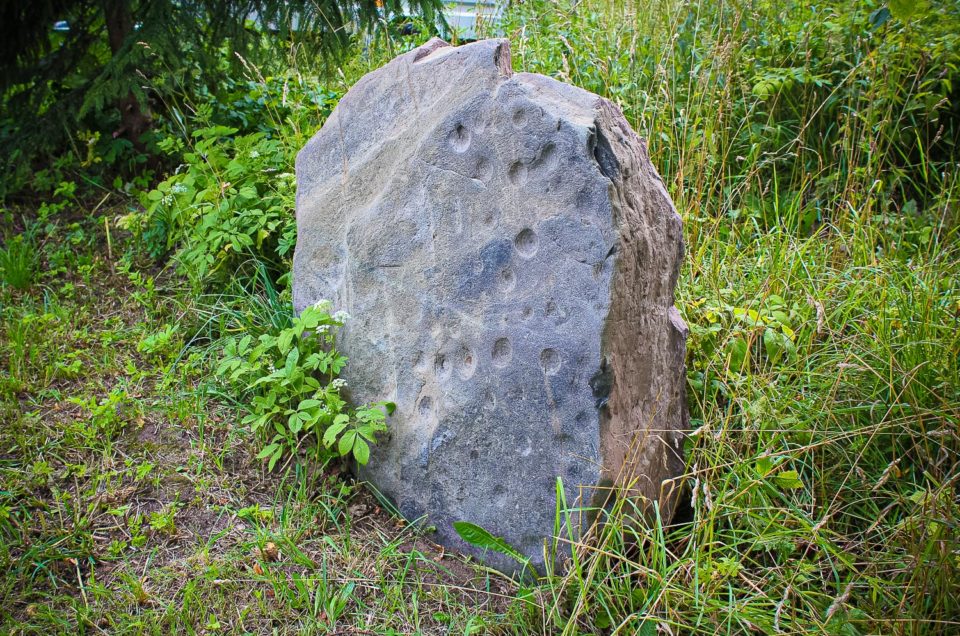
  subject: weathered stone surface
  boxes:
[293,38,687,572]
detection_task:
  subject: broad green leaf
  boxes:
[353,438,370,465]
[288,413,303,434]
[452,521,528,565]
[215,358,234,376]
[726,337,749,373]
[256,443,278,460]
[299,308,321,330]
[338,430,357,456]
[357,426,378,442]
[284,346,300,375]
[277,330,295,355]
[637,620,657,636]
[763,327,785,363]
[773,470,803,490]
[869,7,891,29]
[322,416,349,448]
[268,447,282,472]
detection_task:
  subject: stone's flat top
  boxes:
[293,38,687,573]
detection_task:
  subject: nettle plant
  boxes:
[218,301,393,470]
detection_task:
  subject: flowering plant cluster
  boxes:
[140,127,297,288]
[217,301,393,470]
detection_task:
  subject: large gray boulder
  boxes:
[294,38,687,573]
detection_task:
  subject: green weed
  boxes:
[217,301,394,469]
[0,234,38,290]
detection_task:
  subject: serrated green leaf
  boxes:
[357,427,377,442]
[338,430,357,456]
[289,415,303,434]
[284,346,300,375]
[353,438,370,465]
[277,330,294,355]
[299,308,322,330]
[322,416,349,448]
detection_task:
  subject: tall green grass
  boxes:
[0,235,37,290]
[495,0,960,633]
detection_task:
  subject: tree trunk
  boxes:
[102,0,151,148]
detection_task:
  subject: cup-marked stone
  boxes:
[294,38,688,573]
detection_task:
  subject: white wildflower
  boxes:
[332,378,347,389]
[171,183,188,194]
[312,298,332,311]
[315,324,329,333]
[332,310,351,323]
[249,150,260,158]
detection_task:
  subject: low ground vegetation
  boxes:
[2,0,958,633]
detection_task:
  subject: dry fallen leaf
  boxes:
[262,541,279,561]
[253,542,279,562]
[347,503,370,518]
[100,485,137,506]
[252,562,263,575]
